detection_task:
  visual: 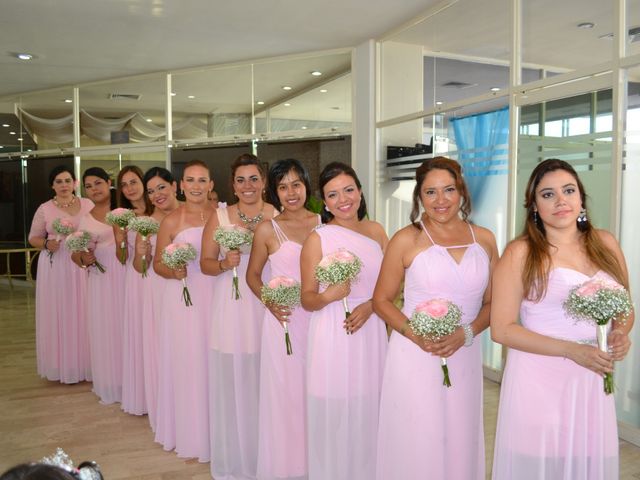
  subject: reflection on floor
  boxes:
[0,285,638,479]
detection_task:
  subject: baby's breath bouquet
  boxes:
[161,242,197,306]
[409,299,462,387]
[65,230,106,273]
[106,208,135,264]
[315,249,362,321]
[261,276,301,355]
[127,216,160,278]
[214,225,253,300]
[49,217,76,265]
[564,278,633,394]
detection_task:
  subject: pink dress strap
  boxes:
[271,219,288,245]
[419,220,475,249]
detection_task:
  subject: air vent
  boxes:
[108,93,142,100]
[629,26,640,43]
[441,81,477,89]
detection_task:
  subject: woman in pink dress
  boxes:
[72,167,125,404]
[153,159,215,461]
[132,167,180,431]
[201,153,276,480]
[28,165,94,384]
[491,159,634,479]
[373,157,498,480]
[300,162,388,480]
[116,165,153,416]
[246,159,319,480]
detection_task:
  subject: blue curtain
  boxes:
[449,107,509,373]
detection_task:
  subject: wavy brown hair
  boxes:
[410,156,472,228]
[117,165,152,214]
[521,158,627,301]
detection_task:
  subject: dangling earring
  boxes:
[533,210,538,223]
[577,207,587,224]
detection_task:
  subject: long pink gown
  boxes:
[121,229,147,415]
[79,213,125,404]
[376,222,488,480]
[30,198,94,384]
[209,207,265,480]
[307,224,387,480]
[492,268,619,479]
[256,218,317,480]
[142,233,162,431]
[159,224,214,461]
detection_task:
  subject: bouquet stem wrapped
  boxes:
[65,230,106,273]
[127,216,160,278]
[314,249,362,322]
[161,242,197,307]
[564,278,633,394]
[50,218,76,266]
[409,299,462,387]
[106,208,135,265]
[261,276,301,355]
[214,225,253,300]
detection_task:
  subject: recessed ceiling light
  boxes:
[17,137,23,141]
[9,131,16,135]
[256,101,265,105]
[435,101,443,105]
[301,126,308,130]
[599,33,614,40]
[282,86,292,91]
[577,22,595,29]
[2,124,9,128]
[490,87,501,92]
[320,89,328,93]
[284,103,291,107]
[311,71,322,76]
[15,53,34,60]
[187,95,195,99]
[27,149,32,152]
[64,99,72,103]
[170,92,177,96]
[146,118,153,122]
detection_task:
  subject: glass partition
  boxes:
[80,74,167,147]
[627,0,640,58]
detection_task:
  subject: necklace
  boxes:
[53,195,76,208]
[237,205,264,231]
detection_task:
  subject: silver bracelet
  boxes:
[462,323,474,347]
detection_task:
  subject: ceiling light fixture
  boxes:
[15,53,34,60]
[284,103,291,107]
[17,137,23,141]
[2,124,9,128]
[320,89,328,93]
[599,33,614,40]
[9,131,16,135]
[301,126,308,129]
[170,92,177,96]
[146,118,153,122]
[64,99,72,103]
[435,101,443,105]
[490,87,501,92]
[256,101,265,105]
[311,71,322,76]
[187,95,195,99]
[282,86,292,91]
[577,22,595,29]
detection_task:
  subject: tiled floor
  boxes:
[0,284,638,479]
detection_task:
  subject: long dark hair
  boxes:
[143,166,175,188]
[82,167,116,209]
[266,158,312,211]
[230,154,266,204]
[116,165,152,214]
[410,156,472,228]
[318,162,367,223]
[48,165,75,186]
[520,158,627,300]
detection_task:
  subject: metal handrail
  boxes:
[0,248,40,288]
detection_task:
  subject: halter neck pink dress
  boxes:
[376,222,489,480]
[121,229,147,415]
[79,212,126,404]
[30,198,94,384]
[492,268,619,479]
[306,224,387,480]
[208,206,266,480]
[256,217,318,480]
[158,223,214,462]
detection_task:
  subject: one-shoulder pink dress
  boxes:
[492,268,619,479]
[29,198,94,384]
[376,222,489,480]
[307,224,387,480]
[158,225,214,462]
[256,218,318,480]
[208,207,266,480]
[121,229,147,415]
[79,213,125,404]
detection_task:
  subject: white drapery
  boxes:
[17,108,209,144]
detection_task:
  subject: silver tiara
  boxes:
[40,448,102,480]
